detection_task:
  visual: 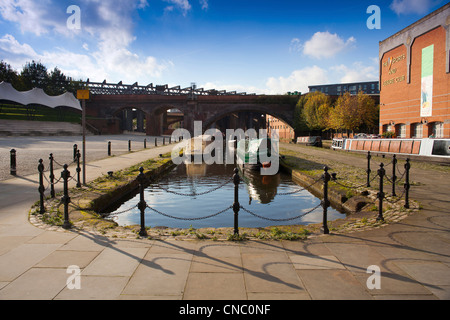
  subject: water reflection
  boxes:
[108,162,345,229]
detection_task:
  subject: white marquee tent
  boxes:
[0,81,81,111]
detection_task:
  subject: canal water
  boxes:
[107,162,345,229]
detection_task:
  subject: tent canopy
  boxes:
[0,81,81,111]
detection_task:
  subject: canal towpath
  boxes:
[0,141,449,300]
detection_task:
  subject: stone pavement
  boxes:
[0,142,449,300]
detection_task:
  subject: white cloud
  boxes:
[199,0,209,10]
[289,38,302,53]
[0,34,37,57]
[0,1,172,83]
[302,31,356,59]
[390,0,437,15]
[265,66,329,95]
[331,60,378,83]
[200,82,266,95]
[164,0,192,16]
[0,0,78,37]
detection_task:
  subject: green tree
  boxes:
[0,60,20,87]
[20,60,49,91]
[47,67,68,95]
[293,95,309,134]
[302,91,331,131]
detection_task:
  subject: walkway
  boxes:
[0,142,449,300]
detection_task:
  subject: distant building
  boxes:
[266,115,295,142]
[379,3,450,138]
[308,81,380,96]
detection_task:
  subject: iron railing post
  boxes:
[76,149,82,188]
[38,159,45,214]
[49,153,55,198]
[366,151,371,187]
[10,149,17,176]
[322,166,330,234]
[61,164,71,229]
[233,168,240,236]
[73,144,78,162]
[377,163,385,221]
[404,158,411,209]
[391,154,397,196]
[137,167,148,237]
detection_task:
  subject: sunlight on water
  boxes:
[107,163,345,229]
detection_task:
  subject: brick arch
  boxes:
[202,105,294,132]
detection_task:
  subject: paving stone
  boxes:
[190,256,242,273]
[55,275,130,300]
[82,247,148,277]
[0,268,68,300]
[35,250,100,269]
[122,253,192,296]
[242,253,305,293]
[183,273,246,300]
[0,243,61,281]
[297,269,373,300]
[288,254,345,270]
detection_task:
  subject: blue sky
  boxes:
[0,0,446,94]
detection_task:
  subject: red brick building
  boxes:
[379,3,450,139]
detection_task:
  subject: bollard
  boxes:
[391,154,397,196]
[144,138,147,149]
[366,151,371,187]
[76,149,81,188]
[233,168,240,236]
[61,164,71,229]
[128,140,131,152]
[404,158,410,209]
[49,153,55,198]
[38,159,45,214]
[137,167,148,237]
[377,163,385,221]
[10,149,17,176]
[108,141,111,156]
[155,137,158,147]
[73,144,78,162]
[322,166,330,234]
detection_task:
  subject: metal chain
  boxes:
[155,178,232,197]
[332,173,378,189]
[146,204,233,221]
[384,187,407,204]
[276,177,322,195]
[239,202,322,222]
[99,204,139,217]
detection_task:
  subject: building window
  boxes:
[397,124,406,138]
[412,123,423,138]
[432,122,444,138]
[337,86,341,93]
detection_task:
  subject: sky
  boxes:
[0,0,447,94]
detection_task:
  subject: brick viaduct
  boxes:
[85,94,297,136]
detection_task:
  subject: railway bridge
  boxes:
[84,81,297,136]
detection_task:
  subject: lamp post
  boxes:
[77,89,90,186]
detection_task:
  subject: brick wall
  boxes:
[380,26,449,138]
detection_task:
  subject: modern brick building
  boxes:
[379,3,450,138]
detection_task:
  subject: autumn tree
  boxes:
[302,91,331,131]
[330,91,378,134]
